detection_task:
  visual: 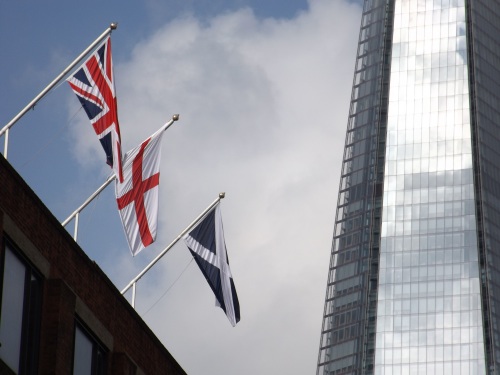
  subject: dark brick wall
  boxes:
[0,155,186,375]
[39,279,77,374]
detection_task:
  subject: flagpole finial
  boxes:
[110,22,118,30]
[219,192,225,199]
[173,114,180,121]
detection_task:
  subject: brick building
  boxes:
[0,155,187,374]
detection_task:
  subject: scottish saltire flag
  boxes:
[115,129,164,256]
[67,36,123,182]
[184,203,240,326]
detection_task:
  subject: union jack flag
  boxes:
[67,36,123,182]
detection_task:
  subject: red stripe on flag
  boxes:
[116,138,159,247]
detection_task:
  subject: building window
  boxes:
[73,323,106,375]
[0,242,42,374]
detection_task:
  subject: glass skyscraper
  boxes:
[317,0,500,374]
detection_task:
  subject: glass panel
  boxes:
[317,1,392,372]
[0,247,26,372]
[468,0,500,370]
[73,325,93,375]
[374,0,487,373]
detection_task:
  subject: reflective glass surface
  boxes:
[73,325,94,375]
[317,0,393,373]
[375,0,486,374]
[0,247,26,372]
[467,0,500,370]
[0,244,43,374]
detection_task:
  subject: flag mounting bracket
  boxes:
[0,23,118,158]
[61,114,180,241]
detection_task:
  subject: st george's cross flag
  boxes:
[183,203,240,326]
[115,129,164,256]
[67,36,123,182]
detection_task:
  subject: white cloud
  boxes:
[72,0,362,373]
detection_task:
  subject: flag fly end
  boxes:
[183,202,240,326]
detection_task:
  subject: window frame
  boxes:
[72,319,107,375]
[0,238,43,375]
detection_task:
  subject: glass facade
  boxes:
[0,244,42,374]
[467,0,500,370]
[317,0,393,372]
[318,0,500,374]
[376,0,486,373]
[73,323,107,375]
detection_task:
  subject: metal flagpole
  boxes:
[62,173,116,241]
[61,114,180,240]
[0,23,118,159]
[120,192,226,308]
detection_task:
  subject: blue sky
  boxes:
[0,1,362,374]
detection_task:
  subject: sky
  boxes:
[0,1,362,374]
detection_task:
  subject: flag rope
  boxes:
[121,193,226,308]
[20,106,83,169]
[141,257,194,318]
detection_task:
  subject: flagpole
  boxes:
[62,173,116,240]
[61,114,180,240]
[0,23,118,159]
[120,192,226,308]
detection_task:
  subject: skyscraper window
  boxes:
[317,0,500,374]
